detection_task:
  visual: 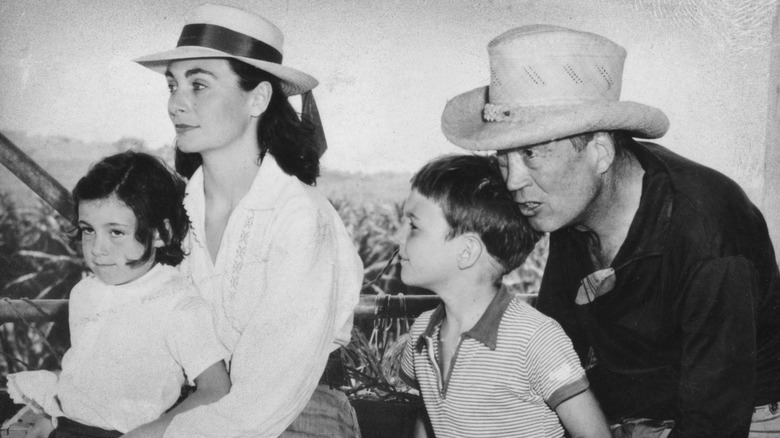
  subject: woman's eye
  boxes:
[109,229,125,238]
[80,227,95,235]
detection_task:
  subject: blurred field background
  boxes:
[0,131,547,411]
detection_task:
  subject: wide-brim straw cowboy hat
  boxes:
[133,3,317,96]
[441,25,669,151]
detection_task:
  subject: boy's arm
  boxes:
[121,360,231,438]
[554,388,611,438]
[413,414,429,438]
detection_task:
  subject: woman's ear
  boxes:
[153,219,173,248]
[457,233,483,270]
[249,81,272,118]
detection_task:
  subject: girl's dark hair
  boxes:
[73,151,188,266]
[411,154,542,273]
[175,58,320,185]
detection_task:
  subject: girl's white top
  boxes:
[165,155,363,438]
[7,263,228,433]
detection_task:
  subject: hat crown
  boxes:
[488,25,626,107]
[186,3,284,54]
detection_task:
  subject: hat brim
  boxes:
[133,46,318,96]
[441,86,669,151]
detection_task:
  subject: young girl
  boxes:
[7,151,230,438]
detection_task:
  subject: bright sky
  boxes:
[0,0,775,199]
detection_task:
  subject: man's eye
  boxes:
[193,82,206,91]
[167,83,177,93]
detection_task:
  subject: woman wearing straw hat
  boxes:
[442,25,780,438]
[132,4,363,437]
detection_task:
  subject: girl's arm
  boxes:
[121,360,231,438]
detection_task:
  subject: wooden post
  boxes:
[0,132,74,222]
[764,3,780,251]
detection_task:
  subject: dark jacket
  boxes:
[537,140,780,438]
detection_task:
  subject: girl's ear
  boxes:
[153,219,173,248]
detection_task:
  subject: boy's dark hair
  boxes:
[176,58,320,185]
[411,154,541,273]
[73,151,188,266]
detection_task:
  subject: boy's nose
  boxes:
[392,222,409,247]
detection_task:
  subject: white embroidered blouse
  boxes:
[164,155,363,438]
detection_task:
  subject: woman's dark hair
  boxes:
[411,154,542,274]
[175,58,320,185]
[73,151,188,266]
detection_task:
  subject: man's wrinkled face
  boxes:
[496,138,601,233]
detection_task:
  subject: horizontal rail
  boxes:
[0,294,537,324]
[0,299,68,324]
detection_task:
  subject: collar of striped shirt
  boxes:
[416,287,515,352]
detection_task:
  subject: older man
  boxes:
[442,25,780,438]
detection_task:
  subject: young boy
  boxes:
[398,155,610,438]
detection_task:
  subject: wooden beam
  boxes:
[0,132,74,222]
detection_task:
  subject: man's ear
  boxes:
[153,219,172,248]
[249,81,272,118]
[457,233,483,270]
[592,131,616,174]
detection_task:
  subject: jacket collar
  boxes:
[416,287,515,352]
[183,155,295,247]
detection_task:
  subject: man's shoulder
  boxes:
[638,142,767,254]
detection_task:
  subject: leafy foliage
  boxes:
[0,195,86,379]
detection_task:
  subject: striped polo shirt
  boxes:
[400,288,588,437]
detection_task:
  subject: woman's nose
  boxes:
[168,90,189,116]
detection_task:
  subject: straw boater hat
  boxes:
[134,3,317,96]
[441,25,669,151]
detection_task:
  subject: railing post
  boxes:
[0,132,74,222]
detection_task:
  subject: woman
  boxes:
[133,4,363,437]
